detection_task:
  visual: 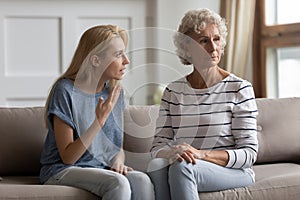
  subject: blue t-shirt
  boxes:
[40,78,125,183]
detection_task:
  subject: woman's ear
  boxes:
[90,55,101,67]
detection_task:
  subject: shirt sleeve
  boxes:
[151,87,175,158]
[47,80,75,130]
[226,81,259,169]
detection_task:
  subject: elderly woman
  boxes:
[148,8,258,200]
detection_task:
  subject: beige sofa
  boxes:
[0,97,300,200]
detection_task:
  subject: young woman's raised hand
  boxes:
[95,85,121,127]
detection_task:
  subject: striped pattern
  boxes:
[151,74,258,169]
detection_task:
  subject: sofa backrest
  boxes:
[0,98,299,175]
[255,97,300,164]
[123,105,158,171]
[0,107,47,176]
[123,105,158,153]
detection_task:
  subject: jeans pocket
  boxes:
[45,167,72,185]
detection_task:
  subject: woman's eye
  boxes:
[214,37,220,42]
[116,52,123,58]
[214,37,221,44]
[199,39,208,44]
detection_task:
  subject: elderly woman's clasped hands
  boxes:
[167,143,207,164]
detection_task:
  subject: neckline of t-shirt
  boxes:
[183,73,234,92]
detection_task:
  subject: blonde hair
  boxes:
[173,8,227,65]
[44,25,128,127]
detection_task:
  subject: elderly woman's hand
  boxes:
[157,143,204,164]
[172,143,196,164]
[170,143,210,164]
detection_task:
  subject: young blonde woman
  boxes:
[40,25,154,200]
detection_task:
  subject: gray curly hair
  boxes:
[173,8,228,65]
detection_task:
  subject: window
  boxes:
[265,0,300,25]
[253,0,300,98]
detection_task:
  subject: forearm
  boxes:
[58,119,102,165]
[155,145,229,167]
[199,150,229,167]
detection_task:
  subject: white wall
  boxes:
[0,0,220,106]
[0,0,147,106]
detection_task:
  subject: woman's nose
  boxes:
[207,40,217,52]
[123,54,130,65]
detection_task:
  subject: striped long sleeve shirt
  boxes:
[151,74,258,176]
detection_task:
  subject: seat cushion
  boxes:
[0,176,98,200]
[199,163,300,200]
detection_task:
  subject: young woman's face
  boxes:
[187,23,222,68]
[101,37,130,80]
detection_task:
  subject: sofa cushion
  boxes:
[0,176,98,200]
[199,163,300,200]
[255,97,300,164]
[0,107,47,176]
[123,105,159,153]
[123,105,159,171]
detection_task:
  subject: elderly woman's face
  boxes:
[187,23,222,68]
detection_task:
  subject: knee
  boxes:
[109,173,131,193]
[127,172,155,200]
[127,171,152,186]
[169,161,193,179]
[147,158,169,173]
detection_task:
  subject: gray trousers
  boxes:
[45,166,155,200]
[147,158,254,200]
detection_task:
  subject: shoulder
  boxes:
[171,77,188,85]
[54,78,73,91]
[166,77,188,90]
[226,73,244,82]
[48,78,75,106]
[225,74,253,89]
[52,78,74,96]
[227,74,256,101]
[160,77,189,103]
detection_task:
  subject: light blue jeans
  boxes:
[147,158,254,200]
[45,166,155,200]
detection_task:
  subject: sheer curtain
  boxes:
[220,0,256,81]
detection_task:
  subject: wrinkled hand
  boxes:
[170,143,195,164]
[111,161,133,175]
[163,143,206,165]
[95,85,121,127]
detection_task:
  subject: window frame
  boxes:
[253,0,300,97]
